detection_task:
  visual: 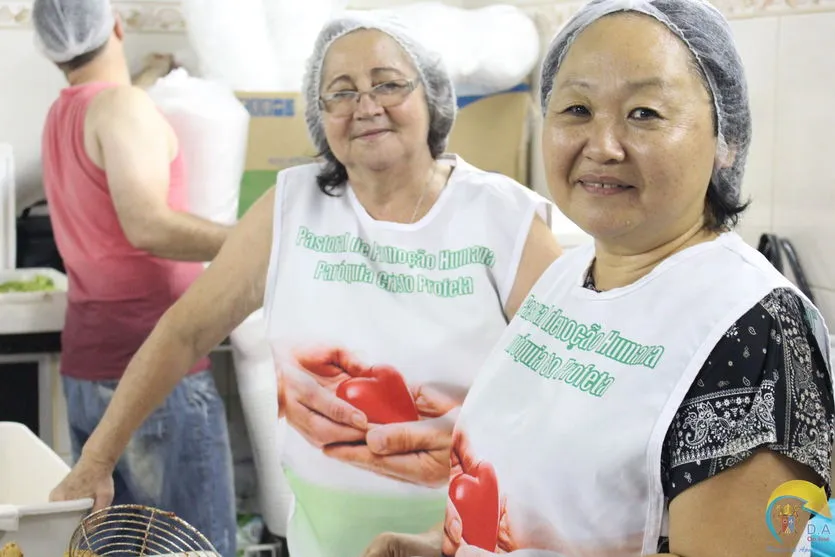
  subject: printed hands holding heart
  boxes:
[443,428,505,556]
[278,345,464,487]
[442,429,565,557]
[360,427,553,557]
[278,346,370,448]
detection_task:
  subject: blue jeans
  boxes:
[63,370,237,557]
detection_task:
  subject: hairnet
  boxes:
[539,0,751,208]
[32,0,115,64]
[302,13,456,157]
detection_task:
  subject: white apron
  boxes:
[263,156,552,557]
[448,232,830,555]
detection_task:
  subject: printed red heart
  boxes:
[448,461,500,551]
[336,365,419,424]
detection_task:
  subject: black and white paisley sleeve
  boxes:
[660,287,835,502]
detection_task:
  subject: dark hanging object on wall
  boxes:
[757,233,815,304]
[15,199,65,273]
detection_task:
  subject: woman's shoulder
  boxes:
[446,154,550,210]
[275,161,327,186]
[662,286,834,500]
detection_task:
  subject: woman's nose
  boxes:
[354,92,384,118]
[583,117,626,164]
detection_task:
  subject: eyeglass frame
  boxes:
[318,78,419,115]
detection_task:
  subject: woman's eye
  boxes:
[563,105,590,116]
[375,82,401,93]
[630,107,660,120]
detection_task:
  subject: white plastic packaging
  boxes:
[456,4,541,96]
[181,1,540,95]
[229,309,294,537]
[263,0,350,91]
[147,69,250,227]
[0,144,15,270]
[343,2,541,96]
[181,0,282,91]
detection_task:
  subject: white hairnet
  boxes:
[540,0,752,224]
[32,0,115,64]
[302,13,456,158]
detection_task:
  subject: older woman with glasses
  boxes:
[48,13,563,557]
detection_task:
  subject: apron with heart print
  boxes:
[446,232,830,555]
[262,156,553,557]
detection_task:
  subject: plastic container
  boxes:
[0,421,92,555]
[0,144,14,271]
[0,267,68,334]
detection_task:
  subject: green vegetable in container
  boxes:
[0,274,57,293]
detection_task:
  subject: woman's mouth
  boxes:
[354,129,390,140]
[577,178,634,196]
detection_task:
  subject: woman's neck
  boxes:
[346,152,447,223]
[592,221,719,291]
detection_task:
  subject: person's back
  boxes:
[42,82,208,379]
[32,2,237,555]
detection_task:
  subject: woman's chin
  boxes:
[572,215,637,244]
[351,150,405,173]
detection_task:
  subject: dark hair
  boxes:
[681,21,751,231]
[57,41,108,73]
[705,182,749,231]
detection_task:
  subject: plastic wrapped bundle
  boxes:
[147,69,249,227]
[263,0,350,91]
[181,0,282,91]
[343,2,541,96]
[457,4,541,96]
[229,309,294,537]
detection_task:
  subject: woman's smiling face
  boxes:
[542,13,719,251]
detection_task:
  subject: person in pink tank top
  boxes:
[31,2,236,555]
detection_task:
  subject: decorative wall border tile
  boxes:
[522,0,835,44]
[1,0,833,33]
[0,2,30,28]
[0,1,185,32]
[482,0,835,18]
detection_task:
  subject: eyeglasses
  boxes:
[319,79,418,116]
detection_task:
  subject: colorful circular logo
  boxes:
[765,480,832,554]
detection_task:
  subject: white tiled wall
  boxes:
[771,14,835,323]
[726,17,780,249]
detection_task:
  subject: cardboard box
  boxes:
[448,84,532,186]
[235,85,532,215]
[235,92,318,217]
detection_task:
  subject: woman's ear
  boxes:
[715,142,737,170]
[114,12,125,41]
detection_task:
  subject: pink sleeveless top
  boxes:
[41,82,210,380]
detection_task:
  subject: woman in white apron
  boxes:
[363,0,834,555]
[48,13,564,557]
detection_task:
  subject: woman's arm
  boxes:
[660,449,819,557]
[504,214,562,319]
[74,187,275,471]
[656,288,834,556]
